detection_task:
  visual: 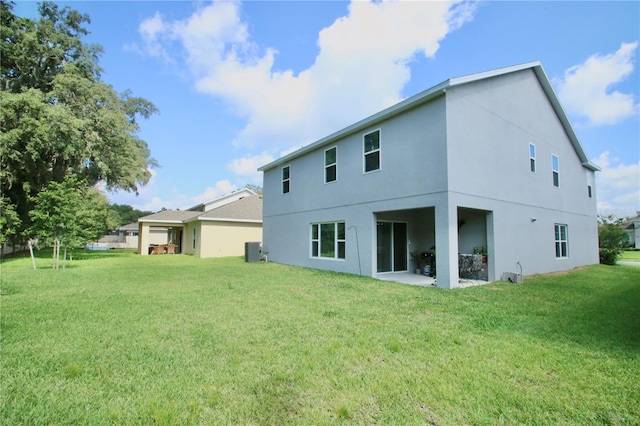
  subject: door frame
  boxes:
[376,220,408,273]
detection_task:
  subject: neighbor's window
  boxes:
[192,228,196,250]
[282,165,290,194]
[552,155,559,187]
[588,185,593,198]
[364,130,380,173]
[529,143,536,173]
[311,222,345,259]
[554,224,568,259]
[325,147,337,183]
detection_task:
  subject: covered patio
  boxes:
[373,205,493,289]
[376,272,488,288]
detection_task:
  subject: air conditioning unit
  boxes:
[501,272,523,284]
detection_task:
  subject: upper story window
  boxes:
[282,166,290,194]
[364,130,381,173]
[529,143,536,173]
[325,147,337,183]
[552,155,559,187]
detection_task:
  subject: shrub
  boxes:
[599,248,621,265]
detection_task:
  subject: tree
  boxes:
[598,214,629,265]
[0,1,158,245]
[244,184,263,195]
[108,204,154,227]
[28,176,113,268]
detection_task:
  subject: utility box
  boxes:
[245,242,261,262]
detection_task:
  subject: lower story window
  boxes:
[311,222,345,259]
[554,224,568,259]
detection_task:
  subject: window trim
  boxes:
[324,146,337,184]
[554,223,568,259]
[529,143,536,173]
[282,165,291,194]
[310,221,346,260]
[363,129,381,174]
[552,154,559,187]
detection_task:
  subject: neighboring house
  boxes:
[95,222,140,249]
[258,62,600,289]
[137,189,263,258]
[624,216,640,248]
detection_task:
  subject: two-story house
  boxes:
[258,62,600,289]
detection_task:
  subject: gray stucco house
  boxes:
[258,62,600,289]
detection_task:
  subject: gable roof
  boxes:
[138,210,200,224]
[193,194,262,223]
[259,61,600,172]
[138,195,262,225]
[188,188,257,212]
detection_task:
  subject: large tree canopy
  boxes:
[0,1,158,243]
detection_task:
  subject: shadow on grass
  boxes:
[531,266,640,352]
[1,248,136,264]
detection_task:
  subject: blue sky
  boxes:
[15,1,640,217]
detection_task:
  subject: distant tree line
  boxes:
[0,1,158,262]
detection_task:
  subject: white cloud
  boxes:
[556,41,640,126]
[135,0,476,159]
[189,180,239,206]
[593,151,640,217]
[228,152,274,184]
[106,177,240,212]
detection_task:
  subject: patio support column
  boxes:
[486,211,496,282]
[139,222,150,256]
[435,201,459,289]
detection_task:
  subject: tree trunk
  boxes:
[28,239,37,270]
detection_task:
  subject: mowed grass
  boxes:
[1,250,639,425]
[620,250,640,262]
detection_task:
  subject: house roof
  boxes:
[258,61,600,173]
[138,195,262,225]
[187,188,257,212]
[193,194,262,223]
[138,210,200,224]
[117,222,139,231]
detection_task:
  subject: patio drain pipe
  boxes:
[348,225,362,276]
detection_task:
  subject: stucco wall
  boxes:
[262,97,448,276]
[262,67,599,285]
[198,221,262,258]
[445,70,599,275]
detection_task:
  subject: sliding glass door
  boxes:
[376,221,407,273]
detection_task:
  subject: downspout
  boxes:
[348,225,362,276]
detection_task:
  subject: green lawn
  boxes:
[620,250,640,262]
[1,250,639,425]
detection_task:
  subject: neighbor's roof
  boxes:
[137,210,200,224]
[138,195,262,224]
[193,194,262,223]
[258,61,600,173]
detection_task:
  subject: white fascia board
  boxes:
[196,217,263,224]
[138,219,185,224]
